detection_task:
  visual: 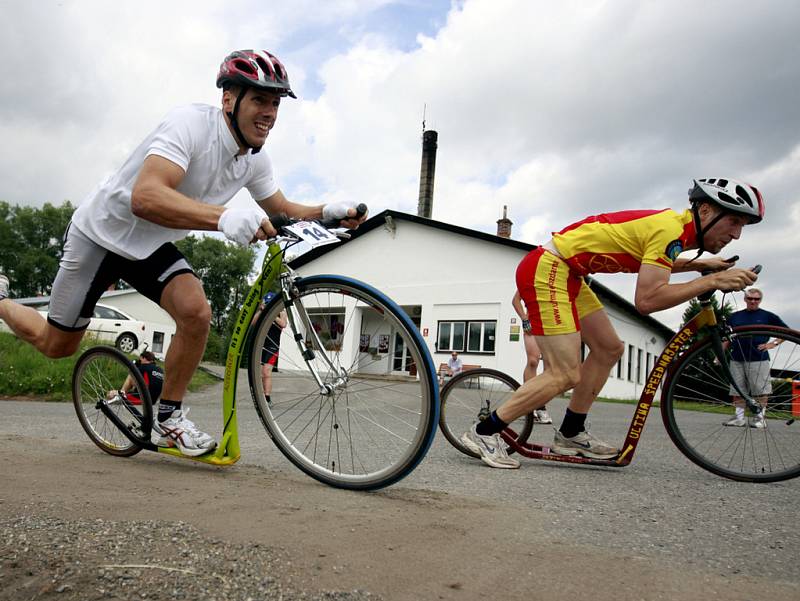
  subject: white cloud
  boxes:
[1,0,799,329]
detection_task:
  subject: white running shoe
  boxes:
[460,424,520,469]
[723,416,747,427]
[0,273,9,301]
[534,408,553,424]
[152,408,216,456]
[750,413,767,429]
[552,429,618,460]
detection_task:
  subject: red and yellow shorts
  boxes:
[515,247,603,336]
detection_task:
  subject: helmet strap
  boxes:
[226,87,263,155]
[688,201,727,260]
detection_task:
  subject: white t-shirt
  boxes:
[448,357,463,373]
[71,103,279,260]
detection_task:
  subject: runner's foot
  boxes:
[152,408,216,456]
[552,429,618,459]
[460,424,520,469]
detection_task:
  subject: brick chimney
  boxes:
[417,130,438,218]
[496,205,512,238]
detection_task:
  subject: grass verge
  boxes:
[0,332,217,401]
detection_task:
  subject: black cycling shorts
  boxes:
[48,224,195,331]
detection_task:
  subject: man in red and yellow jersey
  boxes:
[460,178,764,468]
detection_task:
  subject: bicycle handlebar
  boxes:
[269,203,368,233]
[698,256,762,301]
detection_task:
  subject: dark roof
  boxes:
[291,209,675,339]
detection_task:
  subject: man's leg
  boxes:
[159,273,212,402]
[568,309,624,414]
[460,333,580,469]
[549,309,624,458]
[261,357,275,401]
[497,332,581,423]
[523,332,551,423]
[522,332,541,382]
[149,273,215,456]
[725,395,747,426]
[0,299,84,358]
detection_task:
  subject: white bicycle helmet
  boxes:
[688,177,765,256]
[689,178,764,224]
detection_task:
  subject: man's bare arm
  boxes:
[131,155,225,230]
[635,264,757,315]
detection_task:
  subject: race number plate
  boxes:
[285,221,340,248]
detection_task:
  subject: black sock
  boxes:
[559,408,587,438]
[476,410,507,436]
[158,399,182,423]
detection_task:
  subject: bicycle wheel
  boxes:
[72,346,152,457]
[661,326,800,482]
[247,275,439,490]
[439,368,533,457]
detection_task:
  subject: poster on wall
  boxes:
[378,334,390,353]
[359,334,370,352]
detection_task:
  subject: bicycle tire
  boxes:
[439,368,533,457]
[72,346,152,457]
[661,325,800,483]
[247,275,439,490]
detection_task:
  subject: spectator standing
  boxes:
[724,287,789,428]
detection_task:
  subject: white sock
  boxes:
[735,406,745,419]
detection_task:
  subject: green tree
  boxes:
[175,235,256,332]
[0,201,74,297]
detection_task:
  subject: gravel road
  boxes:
[1,372,798,600]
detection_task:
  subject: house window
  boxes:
[467,321,496,353]
[438,321,465,351]
[616,348,623,379]
[152,331,165,354]
[637,348,643,384]
[627,344,634,382]
[437,320,497,354]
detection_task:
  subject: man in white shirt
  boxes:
[0,49,365,456]
[447,352,464,377]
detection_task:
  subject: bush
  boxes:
[203,329,227,364]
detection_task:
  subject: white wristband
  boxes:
[217,206,268,246]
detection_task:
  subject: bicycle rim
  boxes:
[439,368,533,457]
[72,346,151,457]
[248,275,438,490]
[661,326,800,482]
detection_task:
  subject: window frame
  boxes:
[436,319,497,355]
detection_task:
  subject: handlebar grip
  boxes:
[752,264,762,274]
[270,213,291,231]
[355,203,368,219]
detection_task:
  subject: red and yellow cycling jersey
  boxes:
[551,209,697,276]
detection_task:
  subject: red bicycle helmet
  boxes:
[216,50,296,98]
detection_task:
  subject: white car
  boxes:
[34,303,152,354]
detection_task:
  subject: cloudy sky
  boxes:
[2,0,799,330]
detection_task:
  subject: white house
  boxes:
[288,210,674,400]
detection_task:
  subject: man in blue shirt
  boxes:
[724,288,789,428]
